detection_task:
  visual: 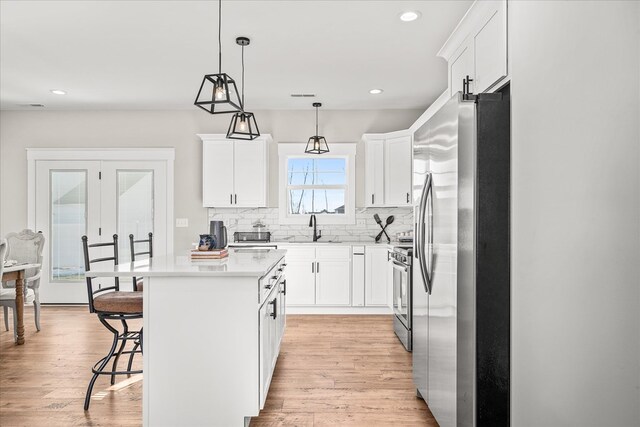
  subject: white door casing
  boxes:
[27,149,174,303]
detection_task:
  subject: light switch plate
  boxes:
[176,218,189,228]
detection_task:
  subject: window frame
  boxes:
[278,143,356,225]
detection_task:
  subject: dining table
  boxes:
[1,263,40,345]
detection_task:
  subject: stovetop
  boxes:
[391,245,413,265]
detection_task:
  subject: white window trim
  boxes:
[278,143,356,225]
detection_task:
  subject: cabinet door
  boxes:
[233,140,267,207]
[450,42,474,97]
[316,260,351,306]
[271,292,281,368]
[385,135,412,206]
[365,246,391,306]
[352,247,366,307]
[259,298,273,408]
[365,139,385,207]
[474,1,507,92]
[278,280,286,344]
[284,260,316,305]
[202,141,234,207]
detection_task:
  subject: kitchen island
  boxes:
[88,248,287,427]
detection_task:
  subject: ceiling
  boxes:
[0,0,472,111]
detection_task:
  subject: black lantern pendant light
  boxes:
[194,0,243,115]
[226,37,260,140]
[305,102,329,154]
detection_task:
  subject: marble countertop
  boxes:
[86,249,286,278]
[228,240,409,247]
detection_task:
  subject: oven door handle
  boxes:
[392,260,408,273]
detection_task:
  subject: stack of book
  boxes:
[190,248,229,261]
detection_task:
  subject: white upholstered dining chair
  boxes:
[0,239,36,342]
[1,230,45,334]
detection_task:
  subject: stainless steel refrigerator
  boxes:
[412,90,510,427]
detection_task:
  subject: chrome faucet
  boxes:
[309,214,322,242]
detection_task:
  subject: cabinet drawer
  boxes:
[316,246,350,260]
[279,245,316,261]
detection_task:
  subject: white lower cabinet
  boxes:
[259,294,273,407]
[278,280,287,343]
[284,260,315,305]
[316,260,351,306]
[365,246,392,306]
[351,246,366,307]
[281,245,351,306]
[259,281,285,409]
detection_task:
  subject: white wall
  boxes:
[510,1,640,426]
[0,108,420,250]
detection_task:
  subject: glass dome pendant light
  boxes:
[226,37,260,140]
[194,0,243,115]
[304,102,329,154]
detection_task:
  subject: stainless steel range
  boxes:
[391,245,413,351]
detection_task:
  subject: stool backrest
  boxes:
[129,233,152,291]
[82,234,119,313]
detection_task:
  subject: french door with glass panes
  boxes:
[34,160,168,303]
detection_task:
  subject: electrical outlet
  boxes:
[176,218,189,228]
[357,219,366,226]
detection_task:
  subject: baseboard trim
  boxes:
[286,306,393,315]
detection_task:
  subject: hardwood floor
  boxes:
[0,307,435,426]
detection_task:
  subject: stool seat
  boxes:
[135,280,143,292]
[93,291,142,314]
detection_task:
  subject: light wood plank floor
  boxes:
[0,307,436,426]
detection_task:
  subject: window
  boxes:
[287,158,346,215]
[279,143,356,224]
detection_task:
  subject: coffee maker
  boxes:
[209,221,228,249]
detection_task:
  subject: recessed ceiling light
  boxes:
[369,89,384,95]
[50,89,67,95]
[399,11,421,22]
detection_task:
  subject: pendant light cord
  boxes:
[241,44,245,108]
[316,105,319,136]
[218,0,222,74]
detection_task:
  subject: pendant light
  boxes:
[194,0,243,115]
[226,37,260,140]
[305,102,329,154]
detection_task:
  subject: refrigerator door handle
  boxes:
[426,174,434,291]
[417,173,432,294]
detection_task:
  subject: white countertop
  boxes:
[86,249,286,278]
[228,240,409,247]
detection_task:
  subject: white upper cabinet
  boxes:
[202,140,234,207]
[450,43,475,96]
[385,135,412,206]
[198,134,271,208]
[233,140,267,207]
[439,0,508,96]
[473,2,507,93]
[363,131,412,208]
[365,138,385,207]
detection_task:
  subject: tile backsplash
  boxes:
[207,207,413,243]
